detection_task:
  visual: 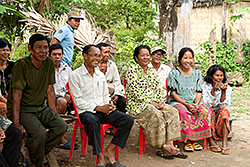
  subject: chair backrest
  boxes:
[165,77,169,103]
[65,82,80,118]
[122,77,128,102]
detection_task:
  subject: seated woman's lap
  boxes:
[173,103,212,142]
[133,104,180,148]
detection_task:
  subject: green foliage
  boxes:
[0,2,25,42]
[241,41,250,82]
[226,0,250,22]
[195,40,241,75]
[71,50,84,70]
[229,14,243,22]
[78,0,157,30]
[115,33,165,77]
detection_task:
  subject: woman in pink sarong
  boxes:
[167,47,216,152]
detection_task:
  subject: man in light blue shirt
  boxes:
[51,11,83,67]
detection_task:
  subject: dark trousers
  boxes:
[19,106,67,167]
[79,110,134,155]
[1,125,22,167]
[115,95,127,113]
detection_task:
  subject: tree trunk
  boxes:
[38,0,46,14]
[159,0,179,68]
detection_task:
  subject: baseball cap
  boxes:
[151,46,166,55]
[67,11,84,19]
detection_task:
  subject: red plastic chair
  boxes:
[65,82,119,164]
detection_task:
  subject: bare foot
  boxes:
[97,153,106,166]
[161,143,180,156]
[21,147,30,159]
[104,147,116,164]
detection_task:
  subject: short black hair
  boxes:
[178,47,194,65]
[49,44,63,56]
[204,64,227,83]
[29,34,49,50]
[82,44,97,55]
[0,38,11,51]
[133,45,150,63]
[96,43,110,51]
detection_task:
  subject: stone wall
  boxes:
[176,1,250,53]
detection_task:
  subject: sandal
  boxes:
[193,142,203,151]
[106,161,126,167]
[56,140,80,150]
[221,147,231,155]
[184,144,194,152]
[208,145,221,152]
[156,151,174,159]
[174,152,188,159]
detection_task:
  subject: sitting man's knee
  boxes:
[36,129,47,140]
[56,97,67,114]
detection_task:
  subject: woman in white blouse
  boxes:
[202,64,232,155]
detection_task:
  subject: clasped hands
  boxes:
[186,103,198,114]
[96,100,116,115]
[151,101,164,109]
[211,82,228,96]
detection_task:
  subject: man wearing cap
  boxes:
[149,46,172,97]
[51,11,83,67]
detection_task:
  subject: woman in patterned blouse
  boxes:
[202,65,231,154]
[0,39,14,117]
[167,47,215,152]
[125,45,187,159]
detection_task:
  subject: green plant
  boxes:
[241,41,250,82]
[195,40,241,76]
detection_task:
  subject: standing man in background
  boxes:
[51,11,83,67]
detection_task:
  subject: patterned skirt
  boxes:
[173,103,212,143]
[210,108,230,140]
[132,104,181,148]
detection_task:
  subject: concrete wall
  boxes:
[176,1,250,53]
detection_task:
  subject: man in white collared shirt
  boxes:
[149,46,172,97]
[69,45,134,167]
[96,43,126,113]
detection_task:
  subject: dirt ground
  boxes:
[54,87,250,167]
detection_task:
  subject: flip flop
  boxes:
[156,151,175,160]
[221,147,231,155]
[174,152,188,159]
[56,140,80,150]
[208,145,221,152]
[106,161,126,167]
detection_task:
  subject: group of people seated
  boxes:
[0,33,232,167]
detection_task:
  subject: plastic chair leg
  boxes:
[69,123,78,161]
[139,126,145,155]
[81,127,88,157]
[203,138,207,149]
[115,146,119,161]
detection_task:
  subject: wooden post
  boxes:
[209,31,216,65]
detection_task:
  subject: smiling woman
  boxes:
[167,47,214,152]
[125,45,188,159]
[202,65,232,155]
[0,38,15,104]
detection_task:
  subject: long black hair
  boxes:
[204,64,227,83]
